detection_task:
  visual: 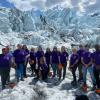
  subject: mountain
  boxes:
[0,6,100,48]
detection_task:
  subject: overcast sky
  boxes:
[0,0,100,15]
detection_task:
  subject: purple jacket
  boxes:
[82,51,91,64]
[77,49,84,63]
[13,49,26,64]
[70,54,79,66]
[51,51,60,64]
[36,51,44,62]
[30,52,36,63]
[92,51,100,69]
[0,54,12,69]
[60,51,69,64]
[45,51,51,64]
[25,49,29,56]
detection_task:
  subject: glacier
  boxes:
[0,6,100,49]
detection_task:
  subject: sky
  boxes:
[0,0,100,15]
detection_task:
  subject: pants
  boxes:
[52,64,58,77]
[0,69,10,89]
[62,63,67,79]
[23,61,28,77]
[30,63,36,74]
[78,63,83,80]
[47,63,50,75]
[94,68,100,88]
[16,63,24,80]
[82,66,96,86]
[71,67,77,82]
[41,70,48,80]
[7,68,10,82]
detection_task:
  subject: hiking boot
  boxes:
[71,80,77,86]
[21,78,24,81]
[63,77,65,80]
[17,78,19,82]
[78,78,83,82]
[71,80,74,84]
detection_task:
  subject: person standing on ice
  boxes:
[22,45,29,78]
[6,46,14,83]
[77,45,84,82]
[50,46,60,78]
[29,48,36,76]
[92,44,100,90]
[59,46,69,80]
[81,44,96,90]
[13,44,26,82]
[44,48,51,76]
[0,48,12,89]
[69,48,79,86]
[35,46,44,79]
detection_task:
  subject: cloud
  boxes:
[7,0,72,11]
[7,0,100,14]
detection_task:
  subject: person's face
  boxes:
[23,45,27,49]
[53,48,57,51]
[2,49,7,54]
[6,47,10,52]
[80,46,83,50]
[72,49,77,54]
[46,48,50,52]
[38,47,42,51]
[85,47,89,51]
[31,48,35,52]
[17,44,22,49]
[61,46,65,52]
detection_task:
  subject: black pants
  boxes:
[30,63,36,74]
[62,63,67,79]
[41,70,48,80]
[34,64,41,79]
[94,68,100,88]
[78,63,83,80]
[71,67,77,82]
[0,69,10,89]
[47,63,50,75]
[23,65,27,77]
[7,69,10,82]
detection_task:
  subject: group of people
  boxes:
[0,44,100,92]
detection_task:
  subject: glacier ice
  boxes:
[0,6,100,48]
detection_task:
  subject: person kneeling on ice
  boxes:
[92,44,100,92]
[0,48,13,90]
[81,44,96,91]
[69,48,79,86]
[40,57,48,81]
